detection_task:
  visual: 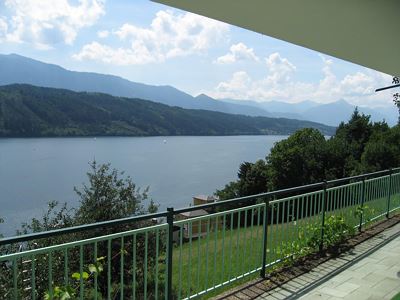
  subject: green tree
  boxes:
[361,124,400,172]
[266,128,327,189]
[4,161,164,299]
[74,160,157,225]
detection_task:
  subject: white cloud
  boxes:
[216,42,259,64]
[72,41,159,65]
[74,10,229,65]
[216,71,252,93]
[1,0,105,48]
[0,17,8,40]
[264,52,296,85]
[207,53,393,107]
[97,30,109,38]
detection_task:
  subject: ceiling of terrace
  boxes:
[152,0,400,76]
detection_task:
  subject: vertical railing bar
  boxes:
[79,245,83,300]
[48,251,53,299]
[205,217,210,291]
[296,196,300,249]
[94,242,98,300]
[229,211,233,282]
[178,225,183,300]
[64,248,68,288]
[213,215,218,290]
[270,202,275,264]
[258,205,265,265]
[249,207,254,272]
[260,199,269,278]
[132,234,136,300]
[243,207,248,275]
[120,236,124,300]
[221,213,226,284]
[340,186,344,213]
[155,228,159,300]
[359,178,366,232]
[306,193,310,220]
[144,231,148,300]
[313,193,317,222]
[286,198,291,254]
[166,207,174,300]
[276,201,280,262]
[187,220,192,299]
[281,199,286,257]
[319,181,327,252]
[13,257,18,299]
[387,169,393,218]
[31,255,36,300]
[196,219,201,294]
[107,239,111,300]
[235,210,240,280]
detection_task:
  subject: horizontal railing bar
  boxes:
[174,182,325,214]
[174,203,264,225]
[2,167,399,246]
[327,169,392,186]
[0,211,168,246]
[0,223,168,261]
[270,189,324,205]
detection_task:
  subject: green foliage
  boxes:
[3,160,163,299]
[275,215,355,268]
[216,160,269,200]
[45,257,105,300]
[217,108,400,200]
[17,201,75,236]
[307,215,355,249]
[0,84,334,137]
[267,128,327,189]
[353,205,375,224]
[74,160,156,224]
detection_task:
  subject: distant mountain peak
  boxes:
[195,93,215,100]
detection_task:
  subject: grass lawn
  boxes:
[392,291,400,300]
[171,192,400,299]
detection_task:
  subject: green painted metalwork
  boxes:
[1,169,400,300]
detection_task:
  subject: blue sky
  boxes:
[0,0,394,107]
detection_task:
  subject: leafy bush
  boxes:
[307,215,355,249]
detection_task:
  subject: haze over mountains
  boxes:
[0,53,397,127]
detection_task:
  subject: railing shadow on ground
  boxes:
[1,167,400,299]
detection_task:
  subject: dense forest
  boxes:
[216,109,400,199]
[0,84,334,137]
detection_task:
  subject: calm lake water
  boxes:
[0,135,286,236]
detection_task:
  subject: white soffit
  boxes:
[152,0,400,76]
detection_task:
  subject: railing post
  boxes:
[358,178,366,232]
[166,207,174,300]
[260,198,269,278]
[319,181,327,252]
[386,169,393,218]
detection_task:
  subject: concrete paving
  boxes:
[298,234,400,300]
[256,222,400,300]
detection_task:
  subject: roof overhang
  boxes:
[152,0,399,76]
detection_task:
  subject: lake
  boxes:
[0,135,286,236]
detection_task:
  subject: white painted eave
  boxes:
[152,0,399,76]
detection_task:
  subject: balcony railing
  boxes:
[1,168,400,299]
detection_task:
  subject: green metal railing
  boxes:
[1,168,400,299]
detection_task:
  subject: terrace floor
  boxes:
[212,217,400,300]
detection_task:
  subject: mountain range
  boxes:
[0,53,397,127]
[0,84,334,137]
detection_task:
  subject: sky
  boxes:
[0,0,395,107]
